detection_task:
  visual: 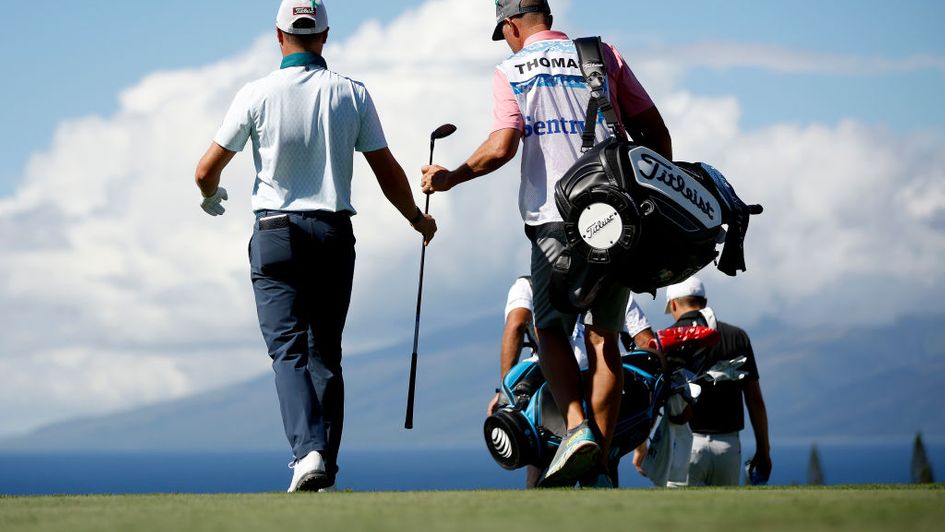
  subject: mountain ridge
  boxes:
[2,312,943,451]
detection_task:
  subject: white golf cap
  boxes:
[277,0,329,35]
[664,277,706,313]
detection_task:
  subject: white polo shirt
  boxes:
[214,52,388,214]
[504,277,651,370]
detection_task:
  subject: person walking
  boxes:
[492,276,655,488]
[423,0,672,487]
[194,0,437,492]
[664,277,772,486]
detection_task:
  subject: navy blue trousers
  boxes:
[249,210,355,478]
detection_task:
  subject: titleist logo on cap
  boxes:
[293,7,315,15]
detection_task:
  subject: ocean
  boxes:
[1,440,942,495]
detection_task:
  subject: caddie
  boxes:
[193,0,437,492]
[494,275,656,488]
[665,277,772,486]
[422,0,672,487]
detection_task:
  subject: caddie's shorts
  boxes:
[527,222,630,333]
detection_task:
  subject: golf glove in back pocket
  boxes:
[253,215,293,274]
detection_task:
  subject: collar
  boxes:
[674,310,708,329]
[523,30,569,47]
[280,52,328,70]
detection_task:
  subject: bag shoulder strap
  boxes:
[574,37,621,151]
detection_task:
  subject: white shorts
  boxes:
[688,432,741,486]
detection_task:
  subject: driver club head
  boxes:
[430,123,457,141]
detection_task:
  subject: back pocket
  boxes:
[253,215,293,274]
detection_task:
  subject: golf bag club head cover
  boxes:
[657,325,721,352]
[657,325,720,372]
[550,37,763,313]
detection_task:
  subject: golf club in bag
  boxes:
[405,123,457,430]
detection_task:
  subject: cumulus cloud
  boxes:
[658,98,945,326]
[0,0,943,435]
[0,0,525,436]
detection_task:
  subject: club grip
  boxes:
[404,351,419,429]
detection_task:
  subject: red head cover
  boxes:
[654,325,720,353]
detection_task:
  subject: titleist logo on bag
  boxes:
[584,213,617,240]
[578,203,623,250]
[628,147,722,229]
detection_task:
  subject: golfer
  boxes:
[194,0,436,492]
[422,0,671,487]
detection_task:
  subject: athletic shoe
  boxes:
[538,421,600,488]
[287,450,332,493]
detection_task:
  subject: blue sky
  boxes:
[1,0,943,195]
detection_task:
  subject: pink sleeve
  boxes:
[604,44,655,121]
[492,68,525,133]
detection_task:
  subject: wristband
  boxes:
[409,207,425,226]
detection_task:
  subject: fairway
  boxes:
[1,486,943,532]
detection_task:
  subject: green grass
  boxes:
[2,486,943,532]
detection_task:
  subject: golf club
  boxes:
[405,123,457,430]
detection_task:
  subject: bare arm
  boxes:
[195,143,237,197]
[501,308,533,376]
[745,380,772,480]
[625,106,673,161]
[421,128,522,194]
[632,442,647,475]
[363,148,437,244]
[364,147,422,220]
[488,307,532,416]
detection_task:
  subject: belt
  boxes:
[693,431,740,441]
[256,209,352,221]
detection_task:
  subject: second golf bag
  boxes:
[550,37,763,311]
[483,325,720,471]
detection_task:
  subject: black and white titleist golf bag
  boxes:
[551,37,763,311]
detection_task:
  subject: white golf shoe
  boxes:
[287,450,331,493]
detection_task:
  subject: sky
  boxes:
[0,0,943,437]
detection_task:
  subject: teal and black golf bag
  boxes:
[483,325,719,471]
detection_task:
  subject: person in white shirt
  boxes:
[193,0,436,493]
